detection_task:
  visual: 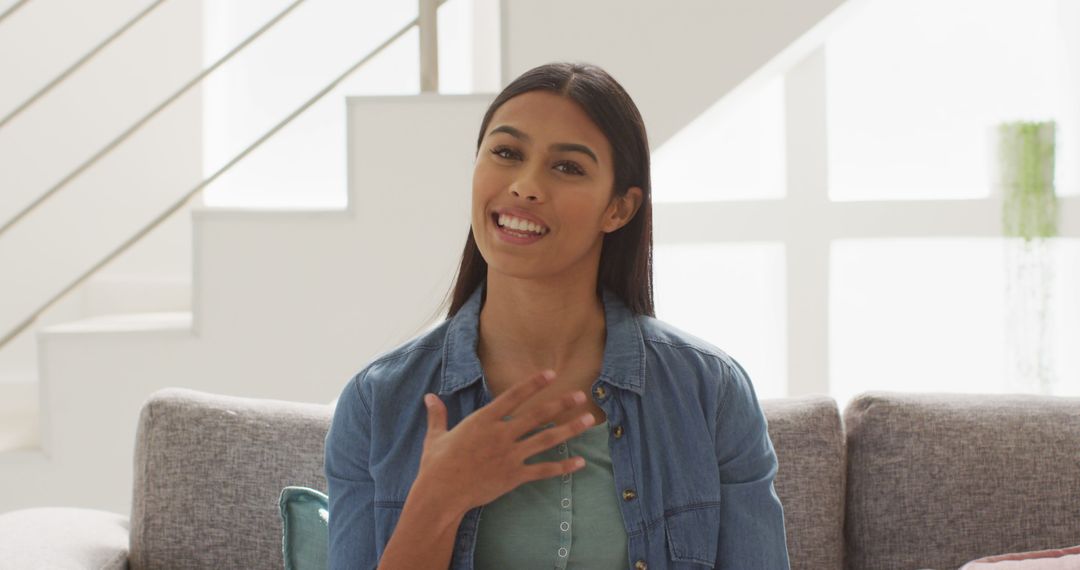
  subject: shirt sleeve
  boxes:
[713,357,791,570]
[325,370,378,570]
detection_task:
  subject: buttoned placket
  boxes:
[555,422,573,568]
[592,382,649,570]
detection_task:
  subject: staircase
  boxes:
[0,0,853,515]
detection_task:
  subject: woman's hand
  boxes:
[416,370,597,515]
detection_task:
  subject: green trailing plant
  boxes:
[1000,120,1058,240]
[997,120,1058,394]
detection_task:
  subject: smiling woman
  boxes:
[325,62,791,570]
[456,65,653,320]
[468,88,644,292]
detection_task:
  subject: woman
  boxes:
[325,61,790,570]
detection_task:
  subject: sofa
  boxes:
[1,387,1077,569]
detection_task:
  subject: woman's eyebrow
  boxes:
[488,124,599,165]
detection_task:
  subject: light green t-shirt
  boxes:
[474,420,630,569]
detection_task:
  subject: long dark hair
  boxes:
[438,61,654,320]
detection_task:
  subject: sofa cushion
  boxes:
[0,507,129,569]
[761,395,846,570]
[279,486,329,570]
[843,391,1080,570]
[129,388,331,570]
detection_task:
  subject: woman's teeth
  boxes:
[497,214,547,235]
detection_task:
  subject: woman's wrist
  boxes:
[407,471,470,527]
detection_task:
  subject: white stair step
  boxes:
[0,312,192,457]
[39,311,192,335]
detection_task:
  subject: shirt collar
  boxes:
[440,279,645,396]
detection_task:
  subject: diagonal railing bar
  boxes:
[0,0,31,25]
[419,0,438,92]
[0,0,170,130]
[0,0,309,238]
[0,8,438,351]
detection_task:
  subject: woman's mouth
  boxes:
[492,212,547,245]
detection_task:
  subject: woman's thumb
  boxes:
[423,393,444,434]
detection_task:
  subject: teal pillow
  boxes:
[279,486,329,570]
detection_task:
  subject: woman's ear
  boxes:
[603,186,644,233]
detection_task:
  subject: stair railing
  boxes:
[0,0,309,237]
[0,0,170,130]
[0,0,444,351]
[0,0,30,25]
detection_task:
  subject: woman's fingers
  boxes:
[516,410,596,460]
[506,388,588,440]
[482,369,555,421]
[415,369,596,513]
[423,393,446,439]
[520,455,587,484]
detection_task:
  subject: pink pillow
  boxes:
[959,544,1080,569]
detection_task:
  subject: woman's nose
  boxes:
[509,176,543,202]
[510,188,539,201]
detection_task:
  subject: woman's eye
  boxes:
[555,162,585,176]
[490,147,520,160]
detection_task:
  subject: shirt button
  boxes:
[561,497,571,508]
[622,489,637,501]
[558,547,568,558]
[558,443,567,453]
[634,560,647,570]
[593,385,607,400]
[613,425,623,438]
[560,521,570,531]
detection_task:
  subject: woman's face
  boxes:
[472,90,632,282]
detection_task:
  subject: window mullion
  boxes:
[783,45,831,398]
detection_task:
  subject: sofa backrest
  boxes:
[762,396,847,570]
[843,391,1080,570]
[128,388,845,569]
[129,388,331,570]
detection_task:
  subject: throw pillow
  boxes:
[959,544,1080,569]
[279,486,329,570]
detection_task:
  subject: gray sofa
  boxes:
[1,387,1078,569]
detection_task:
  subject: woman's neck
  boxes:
[477,273,606,374]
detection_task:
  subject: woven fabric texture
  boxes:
[843,391,1080,570]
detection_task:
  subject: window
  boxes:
[652,76,786,203]
[825,0,1077,200]
[829,238,1080,407]
[654,242,787,399]
[651,0,1079,404]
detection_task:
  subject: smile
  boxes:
[492,213,547,245]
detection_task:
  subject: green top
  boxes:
[475,419,630,569]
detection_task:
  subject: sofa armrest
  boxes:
[0,507,129,569]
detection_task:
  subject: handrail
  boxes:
[0,0,30,25]
[0,0,170,130]
[0,0,309,238]
[0,3,444,351]
[419,0,438,92]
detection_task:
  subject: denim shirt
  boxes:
[325,280,790,570]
